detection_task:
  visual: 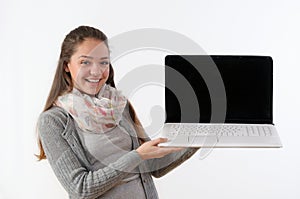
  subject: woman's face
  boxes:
[66,38,110,96]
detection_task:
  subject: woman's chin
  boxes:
[86,89,100,96]
[77,87,100,96]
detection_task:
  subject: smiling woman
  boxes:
[66,38,110,96]
[36,25,198,199]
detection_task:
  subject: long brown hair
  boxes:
[37,26,145,160]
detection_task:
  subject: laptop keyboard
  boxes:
[167,124,273,137]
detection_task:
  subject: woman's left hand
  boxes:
[136,138,183,160]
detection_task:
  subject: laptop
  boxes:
[159,55,282,148]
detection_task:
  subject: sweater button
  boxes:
[143,179,146,183]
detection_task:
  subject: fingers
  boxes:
[154,147,183,158]
[150,138,183,151]
[149,138,168,146]
[136,138,184,160]
[159,147,183,154]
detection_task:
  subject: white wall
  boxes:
[1,0,300,198]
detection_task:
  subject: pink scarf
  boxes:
[55,84,127,133]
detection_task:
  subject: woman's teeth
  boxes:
[87,79,100,83]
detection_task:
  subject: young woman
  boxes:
[36,25,198,199]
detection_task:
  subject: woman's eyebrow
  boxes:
[78,55,109,60]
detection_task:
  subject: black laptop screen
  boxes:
[165,55,273,124]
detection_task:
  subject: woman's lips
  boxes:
[86,78,100,83]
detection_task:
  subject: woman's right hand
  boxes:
[136,138,183,160]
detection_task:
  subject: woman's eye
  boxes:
[100,61,109,66]
[81,60,91,65]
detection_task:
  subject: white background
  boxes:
[1,0,300,198]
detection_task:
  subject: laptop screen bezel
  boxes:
[165,55,273,124]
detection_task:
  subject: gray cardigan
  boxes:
[38,105,198,199]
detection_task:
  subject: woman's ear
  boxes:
[65,63,70,72]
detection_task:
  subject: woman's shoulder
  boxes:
[38,106,71,128]
[39,106,68,118]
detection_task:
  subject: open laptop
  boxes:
[159,55,282,148]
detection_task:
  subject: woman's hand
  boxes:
[136,138,183,160]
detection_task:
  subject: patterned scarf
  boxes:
[55,84,127,133]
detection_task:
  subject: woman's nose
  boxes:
[90,62,105,76]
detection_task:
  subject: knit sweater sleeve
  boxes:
[149,147,198,178]
[37,108,143,199]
